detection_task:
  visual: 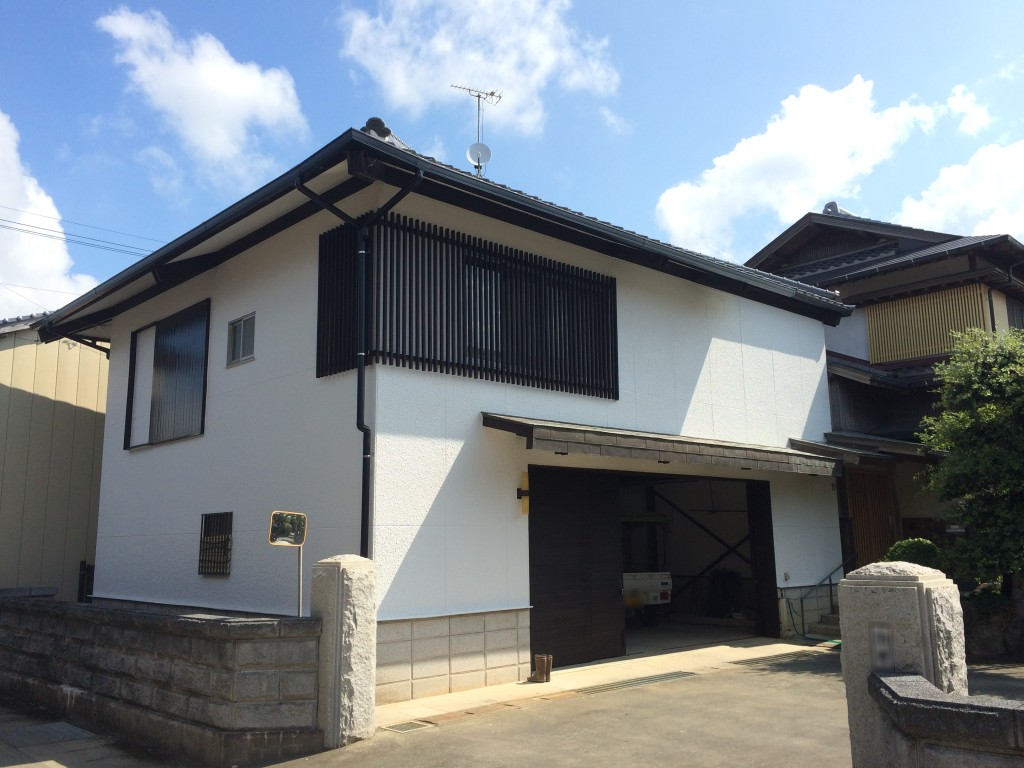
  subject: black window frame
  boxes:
[124,299,211,449]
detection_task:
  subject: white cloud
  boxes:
[96,7,308,190]
[599,106,630,135]
[946,84,991,136]
[896,141,1024,240]
[420,137,447,163]
[655,76,938,260]
[339,0,619,135]
[0,110,97,317]
[137,145,186,202]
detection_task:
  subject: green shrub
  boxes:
[962,582,1014,622]
[883,538,944,571]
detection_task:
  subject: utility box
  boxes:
[622,572,672,607]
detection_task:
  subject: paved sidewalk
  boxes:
[0,700,185,768]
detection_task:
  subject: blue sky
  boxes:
[1,1,1023,318]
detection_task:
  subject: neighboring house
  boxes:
[0,313,108,602]
[748,202,1024,567]
[41,119,850,703]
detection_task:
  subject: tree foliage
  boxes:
[883,538,943,571]
[919,328,1024,579]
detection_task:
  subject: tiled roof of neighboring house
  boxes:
[778,243,899,283]
[0,312,49,335]
[40,120,850,343]
[815,235,1013,287]
[746,208,957,271]
[747,202,1024,303]
[826,352,935,390]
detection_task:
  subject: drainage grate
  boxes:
[573,670,695,696]
[382,720,433,733]
[730,650,834,667]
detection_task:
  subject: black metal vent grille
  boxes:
[317,213,618,399]
[198,512,232,576]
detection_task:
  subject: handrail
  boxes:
[793,556,857,637]
[797,556,856,603]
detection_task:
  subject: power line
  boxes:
[0,217,152,255]
[0,282,83,296]
[0,203,166,244]
[0,283,50,312]
[0,222,152,257]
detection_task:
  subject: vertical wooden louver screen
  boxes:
[317,213,619,399]
[866,284,988,364]
[316,223,360,377]
[846,468,898,566]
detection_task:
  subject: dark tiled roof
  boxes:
[369,132,846,311]
[773,235,1013,288]
[827,235,1009,284]
[778,243,899,282]
[41,127,851,342]
[826,352,935,390]
[813,210,955,241]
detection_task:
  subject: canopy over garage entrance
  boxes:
[483,415,840,667]
[481,413,840,476]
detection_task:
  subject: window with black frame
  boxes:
[125,300,210,448]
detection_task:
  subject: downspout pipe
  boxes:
[295,170,422,558]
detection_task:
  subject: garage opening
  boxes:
[528,466,779,667]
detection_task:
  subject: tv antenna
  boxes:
[451,84,501,175]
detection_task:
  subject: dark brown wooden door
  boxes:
[746,480,781,638]
[528,467,625,666]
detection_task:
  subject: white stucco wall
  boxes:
[92,191,840,619]
[93,215,364,615]
[768,474,843,586]
[370,220,837,619]
[824,306,869,360]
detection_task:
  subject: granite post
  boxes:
[311,555,377,748]
[838,561,967,768]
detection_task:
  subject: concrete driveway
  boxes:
[5,642,1024,768]
[283,645,852,768]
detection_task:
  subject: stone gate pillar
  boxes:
[838,562,967,768]
[312,555,377,748]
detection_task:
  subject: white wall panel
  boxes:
[93,214,364,615]
[93,192,839,619]
[371,235,836,618]
[824,308,869,360]
[769,474,842,586]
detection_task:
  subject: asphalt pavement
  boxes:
[4,644,1024,768]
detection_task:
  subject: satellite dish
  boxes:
[467,142,491,169]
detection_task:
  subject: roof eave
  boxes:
[42,130,850,340]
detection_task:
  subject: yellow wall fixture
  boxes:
[866,284,988,364]
[518,472,530,515]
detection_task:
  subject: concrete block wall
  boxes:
[0,598,323,767]
[869,673,1024,766]
[376,609,531,704]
